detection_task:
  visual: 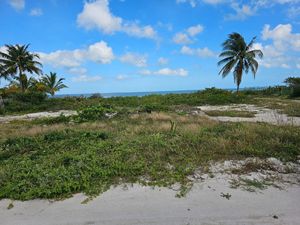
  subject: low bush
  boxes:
[76,104,115,122]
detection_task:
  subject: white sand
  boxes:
[196,104,300,126]
[1,176,300,225]
[0,110,77,123]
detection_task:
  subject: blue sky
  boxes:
[1,0,300,94]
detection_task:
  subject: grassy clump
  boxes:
[0,88,248,115]
[204,110,256,118]
[0,114,299,200]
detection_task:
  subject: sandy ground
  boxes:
[0,104,299,126]
[196,104,300,126]
[0,110,77,123]
[1,158,300,225]
[1,178,299,225]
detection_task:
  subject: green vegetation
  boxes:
[0,112,299,200]
[284,77,300,97]
[204,110,256,118]
[41,72,68,96]
[218,33,263,93]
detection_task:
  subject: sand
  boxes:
[0,110,77,123]
[1,173,300,225]
[196,104,300,126]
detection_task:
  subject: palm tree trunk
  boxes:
[19,70,25,93]
[237,84,240,94]
[0,95,4,110]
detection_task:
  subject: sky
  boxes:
[1,0,300,94]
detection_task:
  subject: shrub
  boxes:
[11,92,47,103]
[76,104,115,122]
[285,77,300,97]
[139,103,169,113]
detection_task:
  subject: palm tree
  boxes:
[0,44,42,92]
[41,72,67,96]
[218,33,263,93]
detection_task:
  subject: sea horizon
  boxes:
[54,86,268,98]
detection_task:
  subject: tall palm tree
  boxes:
[41,72,67,96]
[218,33,263,93]
[0,44,42,92]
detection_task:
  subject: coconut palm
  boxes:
[41,72,67,96]
[0,44,42,92]
[218,33,263,93]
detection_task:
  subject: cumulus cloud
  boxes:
[225,3,255,20]
[77,0,157,40]
[172,24,204,44]
[252,23,300,69]
[158,57,169,65]
[29,8,43,16]
[72,75,102,82]
[187,24,204,36]
[9,0,25,11]
[262,24,300,51]
[140,68,189,77]
[173,33,193,44]
[120,52,147,67]
[180,45,215,57]
[177,0,300,20]
[39,41,114,68]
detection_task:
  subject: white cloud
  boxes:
[140,68,188,77]
[180,45,215,57]
[172,24,204,44]
[123,23,157,39]
[77,0,157,39]
[173,33,193,44]
[225,3,255,20]
[139,69,152,75]
[39,41,114,68]
[187,24,204,36]
[68,67,88,76]
[262,24,300,51]
[116,74,128,80]
[176,0,197,7]
[72,75,102,82]
[202,0,225,4]
[120,52,147,67]
[158,57,169,65]
[9,0,25,11]
[29,8,43,16]
[155,68,188,76]
[68,67,103,83]
[251,23,300,69]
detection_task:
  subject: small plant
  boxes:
[169,120,177,133]
[7,202,14,210]
[220,192,232,200]
[76,104,115,122]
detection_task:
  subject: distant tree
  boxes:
[218,33,263,93]
[41,72,67,96]
[284,77,300,97]
[0,44,42,92]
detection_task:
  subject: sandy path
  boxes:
[197,104,300,126]
[0,110,77,123]
[1,177,299,225]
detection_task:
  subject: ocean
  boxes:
[54,87,267,98]
[54,90,198,98]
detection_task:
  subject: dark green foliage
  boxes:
[10,92,47,103]
[76,104,115,122]
[284,77,300,97]
[218,33,263,92]
[241,86,291,96]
